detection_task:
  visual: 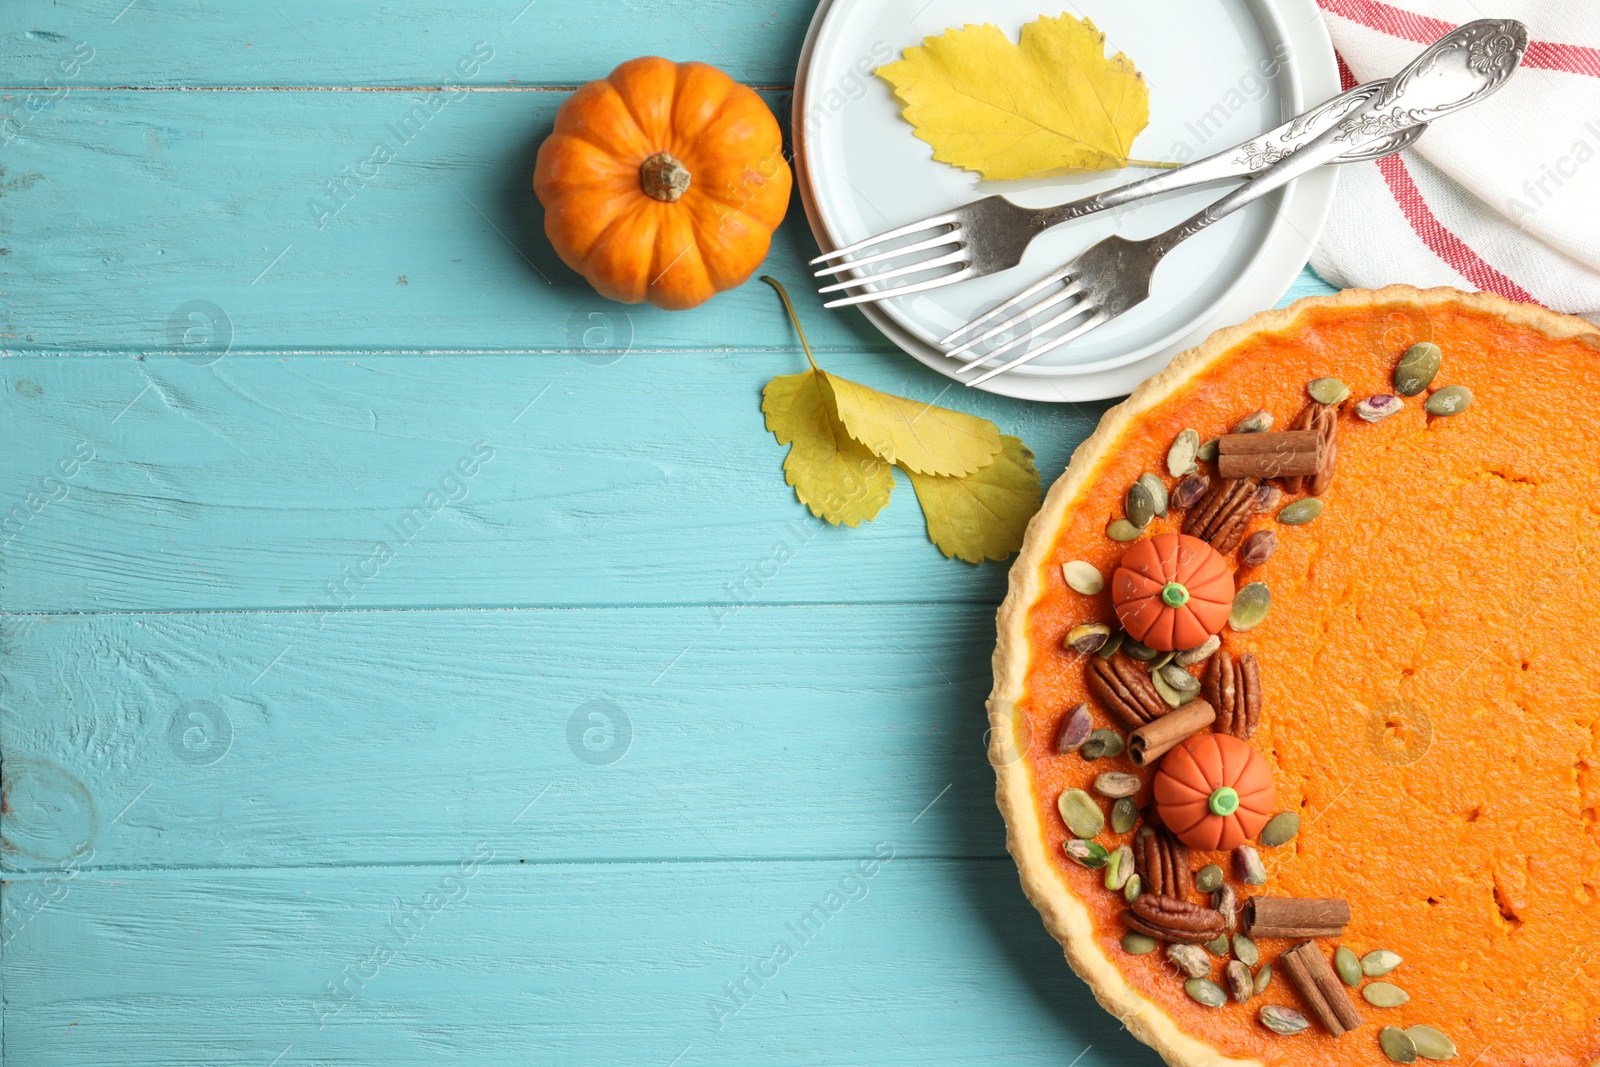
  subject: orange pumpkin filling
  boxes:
[1020,300,1600,1067]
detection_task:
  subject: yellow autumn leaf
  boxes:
[907,435,1042,563]
[877,14,1158,180]
[763,368,895,527]
[824,372,1001,478]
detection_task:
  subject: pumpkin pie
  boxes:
[988,286,1600,1067]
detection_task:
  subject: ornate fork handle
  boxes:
[1148,18,1527,259]
[1027,81,1394,232]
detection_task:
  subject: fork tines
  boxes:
[810,213,974,308]
[937,267,1105,387]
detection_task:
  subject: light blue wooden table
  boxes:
[0,4,1335,1063]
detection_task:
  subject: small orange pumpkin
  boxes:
[1153,733,1276,851]
[1112,533,1233,651]
[533,57,792,310]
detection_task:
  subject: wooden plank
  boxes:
[0,89,1333,358]
[0,859,1158,1067]
[0,89,891,355]
[0,605,1025,871]
[0,0,817,88]
[0,352,1104,612]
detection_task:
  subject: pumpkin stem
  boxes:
[1208,786,1240,817]
[761,276,819,372]
[640,151,691,202]
[1161,581,1190,608]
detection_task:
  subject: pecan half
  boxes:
[1203,649,1262,740]
[1121,894,1226,944]
[1183,476,1262,554]
[1284,402,1339,496]
[1087,654,1167,730]
[1135,825,1191,898]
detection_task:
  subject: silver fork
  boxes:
[809,80,1422,309]
[951,18,1528,388]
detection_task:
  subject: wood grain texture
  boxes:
[1,606,1009,871]
[0,353,1105,611]
[0,0,1342,1062]
[2,860,1159,1067]
[0,0,816,88]
[0,89,897,355]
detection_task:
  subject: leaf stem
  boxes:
[1125,159,1184,170]
[761,275,819,372]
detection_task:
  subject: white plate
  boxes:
[793,0,1340,401]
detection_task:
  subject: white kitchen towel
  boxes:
[1310,0,1600,322]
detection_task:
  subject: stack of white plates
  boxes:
[792,0,1340,401]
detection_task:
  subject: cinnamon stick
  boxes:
[1279,941,1363,1036]
[1217,430,1325,480]
[1245,896,1352,939]
[1127,700,1216,767]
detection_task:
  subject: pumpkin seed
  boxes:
[1167,429,1200,477]
[1167,942,1211,978]
[1226,960,1254,1003]
[1253,963,1273,996]
[1357,394,1404,422]
[1175,635,1220,667]
[1233,409,1273,434]
[1233,845,1267,885]
[1424,385,1472,416]
[1362,949,1403,977]
[1278,498,1324,525]
[1080,729,1125,760]
[1149,649,1176,672]
[1230,582,1271,632]
[1121,931,1158,955]
[1150,668,1187,709]
[1057,788,1105,838]
[1094,772,1142,799]
[1394,342,1442,396]
[1171,473,1211,510]
[1185,978,1228,1008]
[1309,377,1351,404]
[1066,622,1112,655]
[1259,1004,1308,1035]
[1122,873,1142,904]
[1194,864,1224,894]
[1381,1026,1419,1064]
[1205,934,1231,957]
[1061,560,1104,595]
[1096,631,1125,659]
[1139,472,1170,518]
[1126,481,1157,529]
[1405,1025,1457,1060]
[1259,812,1300,848]
[1055,703,1093,754]
[1063,838,1109,869]
[1105,845,1135,890]
[1111,796,1139,834]
[1123,637,1159,661]
[1334,946,1362,987]
[1107,518,1144,542]
[1233,934,1260,968]
[1197,437,1220,462]
[1240,529,1278,568]
[1159,663,1202,696]
[1364,981,1410,1008]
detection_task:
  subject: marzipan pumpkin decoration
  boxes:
[534,56,792,310]
[1112,533,1232,652]
[1153,732,1275,851]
